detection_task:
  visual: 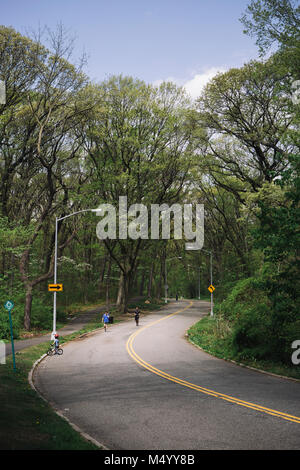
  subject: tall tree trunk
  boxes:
[147,262,154,298]
[106,256,111,309]
[24,285,33,331]
[156,258,164,300]
[116,271,124,308]
[139,269,146,296]
[99,256,107,297]
[116,270,130,313]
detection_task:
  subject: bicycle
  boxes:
[47,345,63,356]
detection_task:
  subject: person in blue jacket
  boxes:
[102,311,110,332]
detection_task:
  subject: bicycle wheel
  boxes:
[57,348,63,355]
[47,349,54,356]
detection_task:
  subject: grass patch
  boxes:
[16,300,108,341]
[188,314,300,381]
[127,299,164,311]
[62,300,107,317]
[0,345,100,450]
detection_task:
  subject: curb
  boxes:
[28,330,109,450]
[186,334,300,383]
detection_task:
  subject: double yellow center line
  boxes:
[126,301,300,424]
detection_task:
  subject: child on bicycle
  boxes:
[54,334,60,353]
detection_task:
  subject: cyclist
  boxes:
[54,334,60,353]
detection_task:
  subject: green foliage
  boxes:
[0,311,18,340]
[0,272,24,339]
[30,297,53,330]
[253,154,300,263]
[231,305,273,360]
[215,271,300,364]
[0,307,21,340]
[240,0,300,56]
[215,276,270,321]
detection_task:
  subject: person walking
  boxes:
[134,307,140,327]
[102,311,110,332]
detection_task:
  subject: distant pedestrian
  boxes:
[102,311,110,332]
[176,293,178,301]
[134,307,140,326]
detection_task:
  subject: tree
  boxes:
[240,0,300,80]
[0,26,90,329]
[240,0,300,55]
[194,58,296,198]
[79,76,195,311]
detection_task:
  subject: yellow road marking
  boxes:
[126,301,300,424]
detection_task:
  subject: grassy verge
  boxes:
[0,344,100,450]
[0,303,111,450]
[0,298,166,450]
[188,314,300,381]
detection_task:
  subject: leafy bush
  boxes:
[215,272,299,364]
[231,304,273,360]
[215,276,270,321]
[30,297,53,330]
[0,309,21,340]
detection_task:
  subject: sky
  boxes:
[0,0,260,99]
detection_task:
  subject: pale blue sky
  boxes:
[0,0,259,98]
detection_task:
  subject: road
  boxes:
[34,300,300,450]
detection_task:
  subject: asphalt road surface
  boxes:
[34,300,300,450]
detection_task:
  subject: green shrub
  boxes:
[231,304,272,360]
[30,297,53,330]
[216,272,300,365]
[0,309,21,340]
[215,276,270,321]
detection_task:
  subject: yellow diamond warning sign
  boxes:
[208,285,215,293]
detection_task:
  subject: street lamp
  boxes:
[202,249,213,316]
[165,256,182,304]
[198,266,200,300]
[51,208,99,340]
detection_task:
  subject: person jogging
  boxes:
[134,307,140,327]
[102,311,110,332]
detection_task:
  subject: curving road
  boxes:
[34,300,300,450]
